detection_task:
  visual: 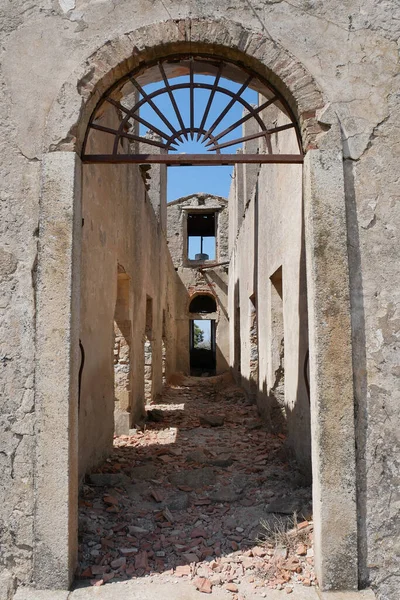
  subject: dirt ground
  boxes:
[75,375,315,597]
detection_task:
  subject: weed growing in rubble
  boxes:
[258,512,312,552]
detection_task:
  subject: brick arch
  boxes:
[188,291,218,314]
[45,18,326,156]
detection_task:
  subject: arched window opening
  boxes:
[82,54,302,166]
[189,294,217,313]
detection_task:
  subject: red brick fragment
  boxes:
[194,577,212,594]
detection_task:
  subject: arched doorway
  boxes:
[36,19,358,592]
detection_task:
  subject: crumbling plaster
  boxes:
[0,3,398,599]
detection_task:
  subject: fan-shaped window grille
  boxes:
[82,54,303,165]
[189,295,217,314]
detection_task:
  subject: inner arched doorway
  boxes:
[36,20,358,593]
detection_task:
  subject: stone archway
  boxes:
[36,18,358,592]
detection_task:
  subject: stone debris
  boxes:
[194,576,213,593]
[199,414,225,427]
[77,378,314,593]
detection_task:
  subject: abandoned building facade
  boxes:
[0,2,399,599]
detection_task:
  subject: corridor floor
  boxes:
[75,375,314,598]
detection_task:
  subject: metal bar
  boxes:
[82,153,303,165]
[203,75,253,142]
[163,127,218,150]
[129,76,178,137]
[205,96,277,146]
[197,64,223,141]
[190,58,194,139]
[111,82,267,141]
[209,123,295,151]
[105,97,170,141]
[90,123,171,149]
[158,61,186,140]
[198,260,230,270]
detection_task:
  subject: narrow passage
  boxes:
[76,375,315,596]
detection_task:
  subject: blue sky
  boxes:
[194,319,211,345]
[139,74,257,202]
[188,235,216,260]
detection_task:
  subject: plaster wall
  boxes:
[229,123,309,473]
[79,117,178,477]
[167,194,229,375]
[0,2,399,598]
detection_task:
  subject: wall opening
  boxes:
[234,285,241,382]
[249,293,259,402]
[162,309,167,385]
[144,296,153,404]
[187,212,216,260]
[113,269,132,435]
[268,266,285,430]
[190,319,216,375]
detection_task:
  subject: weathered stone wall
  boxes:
[229,120,310,475]
[167,194,229,374]
[0,2,399,598]
[79,115,178,477]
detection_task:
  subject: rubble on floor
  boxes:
[76,376,314,596]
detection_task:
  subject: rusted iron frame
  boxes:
[164,127,220,153]
[205,96,277,146]
[90,123,171,149]
[128,76,178,137]
[198,260,230,270]
[209,122,295,152]
[82,153,304,165]
[89,81,269,156]
[105,97,172,143]
[190,58,195,139]
[197,63,223,141]
[202,75,253,142]
[158,61,186,135]
[82,53,303,161]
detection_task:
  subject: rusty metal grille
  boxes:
[82,55,303,165]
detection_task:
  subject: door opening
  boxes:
[190,319,216,375]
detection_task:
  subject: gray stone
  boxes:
[208,454,234,468]
[0,248,17,281]
[164,492,190,511]
[14,591,69,600]
[169,467,216,488]
[87,473,129,487]
[264,497,303,515]
[210,486,240,503]
[131,464,158,481]
[185,450,208,464]
[199,415,224,427]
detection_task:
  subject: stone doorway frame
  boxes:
[35,18,358,592]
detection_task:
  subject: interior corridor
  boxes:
[76,375,313,595]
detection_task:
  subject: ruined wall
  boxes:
[167,194,229,374]
[0,2,399,597]
[79,122,178,477]
[228,119,309,475]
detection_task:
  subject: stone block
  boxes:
[14,590,69,600]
